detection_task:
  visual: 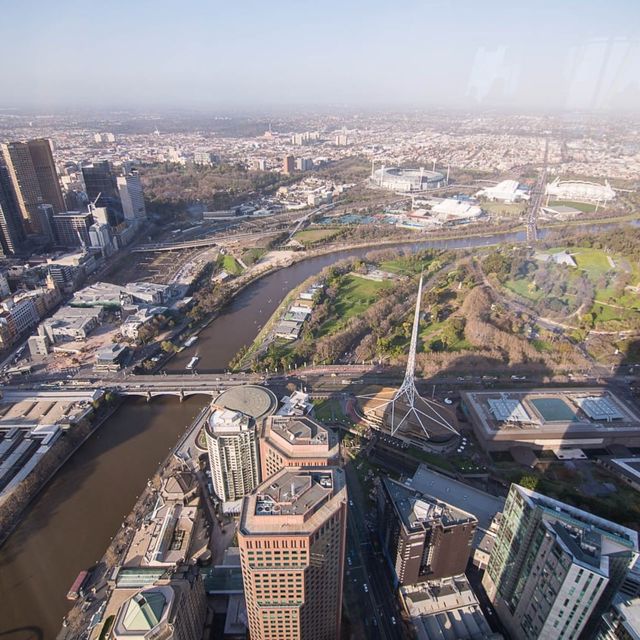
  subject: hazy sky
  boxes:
[2,0,639,111]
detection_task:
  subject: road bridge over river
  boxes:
[0,363,622,404]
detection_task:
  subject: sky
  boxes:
[1,0,639,112]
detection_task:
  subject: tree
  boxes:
[161,341,176,353]
[519,474,540,491]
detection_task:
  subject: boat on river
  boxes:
[184,336,198,348]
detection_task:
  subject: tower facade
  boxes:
[0,163,26,255]
[0,139,64,233]
[483,484,638,640]
[283,155,295,175]
[378,477,476,586]
[205,407,260,504]
[238,467,347,640]
[82,160,122,226]
[117,170,146,222]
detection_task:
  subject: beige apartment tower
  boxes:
[238,467,348,640]
[0,139,65,233]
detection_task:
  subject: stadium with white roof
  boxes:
[476,180,529,202]
[371,166,446,192]
[546,178,616,203]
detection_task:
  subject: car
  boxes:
[347,557,352,566]
[349,500,354,507]
[391,617,397,625]
[363,583,368,593]
[444,397,453,405]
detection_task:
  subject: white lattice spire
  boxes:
[359,273,458,439]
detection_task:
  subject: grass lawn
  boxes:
[571,248,612,278]
[320,274,393,335]
[242,247,266,265]
[532,338,554,353]
[481,201,527,216]
[548,200,597,213]
[293,227,341,246]
[379,253,440,276]
[504,277,544,301]
[544,246,611,279]
[313,398,346,423]
[218,254,243,275]
[588,302,640,328]
[379,258,423,275]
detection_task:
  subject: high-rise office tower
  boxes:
[36,204,55,244]
[0,139,65,233]
[377,477,477,586]
[238,467,347,640]
[0,164,26,255]
[81,160,122,226]
[283,155,295,175]
[116,170,146,222]
[51,211,94,248]
[258,415,339,479]
[205,407,260,504]
[483,484,639,640]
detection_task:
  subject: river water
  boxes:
[0,224,619,638]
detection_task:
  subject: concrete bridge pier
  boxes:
[179,389,185,402]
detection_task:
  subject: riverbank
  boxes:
[0,398,124,551]
[57,403,210,640]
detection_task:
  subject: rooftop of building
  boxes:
[95,343,127,363]
[122,471,200,569]
[0,398,92,431]
[214,385,277,421]
[113,585,173,636]
[613,596,640,639]
[462,388,640,436]
[264,415,337,453]
[401,575,502,640]
[382,477,477,533]
[240,466,346,534]
[44,304,102,329]
[206,407,252,436]
[515,484,639,566]
[275,389,314,416]
[71,281,124,305]
[125,281,169,294]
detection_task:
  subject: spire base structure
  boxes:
[358,273,458,439]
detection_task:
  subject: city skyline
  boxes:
[1,0,639,111]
